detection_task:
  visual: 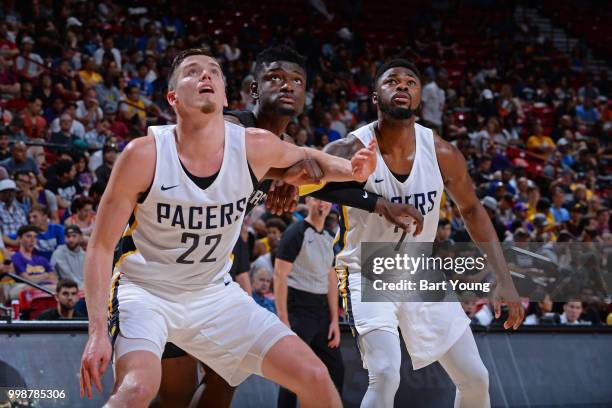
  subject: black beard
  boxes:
[379,100,415,120]
[274,105,296,116]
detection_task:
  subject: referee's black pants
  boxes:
[277,287,344,408]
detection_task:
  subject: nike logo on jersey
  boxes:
[363,191,368,198]
[307,239,314,244]
[161,184,179,191]
[374,178,384,183]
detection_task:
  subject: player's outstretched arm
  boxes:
[246,127,376,184]
[435,135,524,330]
[79,136,156,399]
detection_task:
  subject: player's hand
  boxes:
[281,154,324,186]
[328,320,341,348]
[491,279,524,330]
[80,333,112,399]
[375,198,424,237]
[351,139,377,182]
[266,180,298,215]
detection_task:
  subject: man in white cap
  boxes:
[481,195,507,241]
[15,36,44,81]
[0,178,27,246]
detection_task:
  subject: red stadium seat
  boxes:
[19,289,57,320]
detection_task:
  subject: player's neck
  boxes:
[175,113,225,159]
[253,105,291,137]
[375,117,416,153]
[305,215,325,232]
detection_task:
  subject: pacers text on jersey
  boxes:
[156,198,247,230]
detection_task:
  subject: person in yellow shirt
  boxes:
[527,121,555,158]
[78,56,103,88]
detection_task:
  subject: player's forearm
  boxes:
[84,248,114,335]
[309,182,380,213]
[304,147,357,183]
[273,273,289,322]
[461,204,512,283]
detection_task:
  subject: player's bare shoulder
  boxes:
[110,135,156,195]
[323,133,365,159]
[432,130,468,183]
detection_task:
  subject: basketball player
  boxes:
[325,59,524,407]
[78,48,378,407]
[157,45,425,408]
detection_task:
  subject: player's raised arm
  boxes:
[435,134,524,330]
[79,136,156,399]
[246,127,376,184]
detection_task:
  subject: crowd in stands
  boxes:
[0,0,609,325]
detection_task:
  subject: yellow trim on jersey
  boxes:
[336,266,349,317]
[114,249,139,270]
[334,205,350,255]
[107,271,120,320]
[122,205,140,238]
[298,181,327,196]
[230,253,235,262]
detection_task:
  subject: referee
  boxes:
[274,197,344,407]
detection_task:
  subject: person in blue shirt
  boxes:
[27,204,64,260]
[551,187,570,225]
[251,267,276,314]
[128,63,154,98]
[575,97,600,125]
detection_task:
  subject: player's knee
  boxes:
[369,362,400,391]
[300,360,333,391]
[459,365,489,393]
[122,381,159,405]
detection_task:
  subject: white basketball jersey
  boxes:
[335,121,444,273]
[116,122,254,291]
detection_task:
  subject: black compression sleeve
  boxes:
[308,181,380,212]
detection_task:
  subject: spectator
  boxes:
[15,36,44,81]
[9,224,57,299]
[119,85,160,130]
[436,219,454,244]
[52,58,81,101]
[314,112,341,146]
[481,196,506,241]
[128,62,154,98]
[560,300,591,325]
[527,121,556,158]
[33,73,57,110]
[575,97,600,126]
[36,278,86,320]
[421,71,447,133]
[78,56,102,88]
[49,114,82,152]
[252,217,287,259]
[251,267,275,314]
[93,35,122,69]
[94,142,119,186]
[45,159,82,212]
[524,292,558,325]
[76,88,103,131]
[0,141,40,178]
[21,97,47,139]
[95,71,121,114]
[0,56,21,101]
[73,153,94,191]
[0,178,27,246]
[551,187,570,225]
[50,226,85,286]
[0,129,11,160]
[27,204,64,260]
[50,103,85,139]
